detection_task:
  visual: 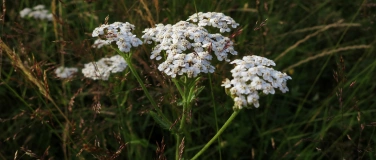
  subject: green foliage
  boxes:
[1,0,375,159]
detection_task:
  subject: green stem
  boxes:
[175,134,180,160]
[176,78,189,160]
[173,77,196,160]
[186,82,196,122]
[124,54,156,107]
[208,74,222,159]
[120,52,171,125]
[191,110,240,160]
[172,78,184,100]
[179,81,190,131]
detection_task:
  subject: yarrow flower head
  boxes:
[221,55,292,109]
[187,12,239,33]
[92,22,143,52]
[55,66,78,79]
[82,55,127,80]
[142,13,238,78]
[20,5,53,21]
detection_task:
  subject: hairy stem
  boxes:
[174,77,195,160]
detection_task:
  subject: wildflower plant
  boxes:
[191,56,291,160]
[89,12,289,160]
[140,13,245,159]
[90,20,172,127]
[90,21,142,81]
[3,1,373,160]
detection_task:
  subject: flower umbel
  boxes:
[222,55,291,109]
[55,66,78,79]
[20,5,53,21]
[142,14,238,78]
[82,55,127,80]
[187,12,239,33]
[92,22,143,52]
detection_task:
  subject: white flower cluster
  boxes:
[142,19,237,78]
[187,12,239,33]
[20,5,53,21]
[222,55,291,109]
[55,66,78,79]
[92,39,110,49]
[92,22,143,52]
[82,55,127,80]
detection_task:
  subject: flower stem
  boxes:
[120,52,171,125]
[179,79,190,132]
[175,134,180,160]
[173,77,196,160]
[208,74,222,158]
[191,110,240,160]
[175,77,189,160]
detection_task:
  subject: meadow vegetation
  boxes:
[0,0,375,159]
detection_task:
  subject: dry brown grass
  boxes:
[138,0,156,26]
[274,21,362,61]
[277,22,361,37]
[283,45,372,71]
[0,39,71,126]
